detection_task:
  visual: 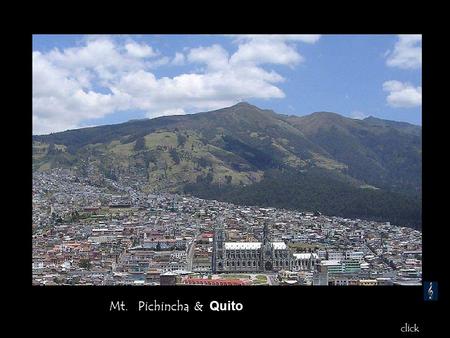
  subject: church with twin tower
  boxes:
[212,221,294,273]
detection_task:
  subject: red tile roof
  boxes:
[182,278,249,286]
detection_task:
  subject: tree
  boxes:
[79,258,92,270]
[169,148,180,164]
[197,157,210,168]
[205,172,213,184]
[177,134,187,148]
[163,160,168,177]
[134,136,146,151]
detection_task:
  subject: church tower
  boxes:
[262,223,270,244]
[212,218,225,273]
[261,223,274,271]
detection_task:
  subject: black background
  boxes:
[12,4,446,336]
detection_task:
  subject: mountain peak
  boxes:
[229,102,263,112]
[309,111,344,119]
[363,115,377,121]
[233,101,256,108]
[204,102,263,116]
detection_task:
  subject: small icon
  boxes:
[424,281,438,301]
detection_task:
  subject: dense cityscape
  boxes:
[32,168,422,286]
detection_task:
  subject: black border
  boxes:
[21,13,444,335]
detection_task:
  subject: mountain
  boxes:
[285,112,422,196]
[33,102,422,228]
[363,116,421,136]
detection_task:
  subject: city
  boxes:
[32,168,422,286]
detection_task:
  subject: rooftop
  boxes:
[224,241,287,250]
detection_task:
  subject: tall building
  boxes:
[212,220,225,273]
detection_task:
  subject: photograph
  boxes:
[32,34,423,288]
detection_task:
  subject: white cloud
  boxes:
[45,37,148,84]
[172,52,185,65]
[145,56,170,68]
[125,41,157,58]
[229,35,320,67]
[386,35,422,69]
[33,35,318,134]
[383,80,422,108]
[230,39,303,66]
[33,46,134,134]
[188,44,229,70]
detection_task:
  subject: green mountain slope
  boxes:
[184,167,421,229]
[33,102,422,228]
[285,112,422,196]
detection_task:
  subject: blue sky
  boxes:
[32,34,422,134]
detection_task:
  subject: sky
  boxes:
[32,34,422,135]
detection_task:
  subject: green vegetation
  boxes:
[177,133,187,147]
[185,167,422,229]
[287,113,421,196]
[134,136,146,151]
[169,148,181,164]
[223,274,250,279]
[253,275,268,284]
[32,102,421,228]
[79,258,92,270]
